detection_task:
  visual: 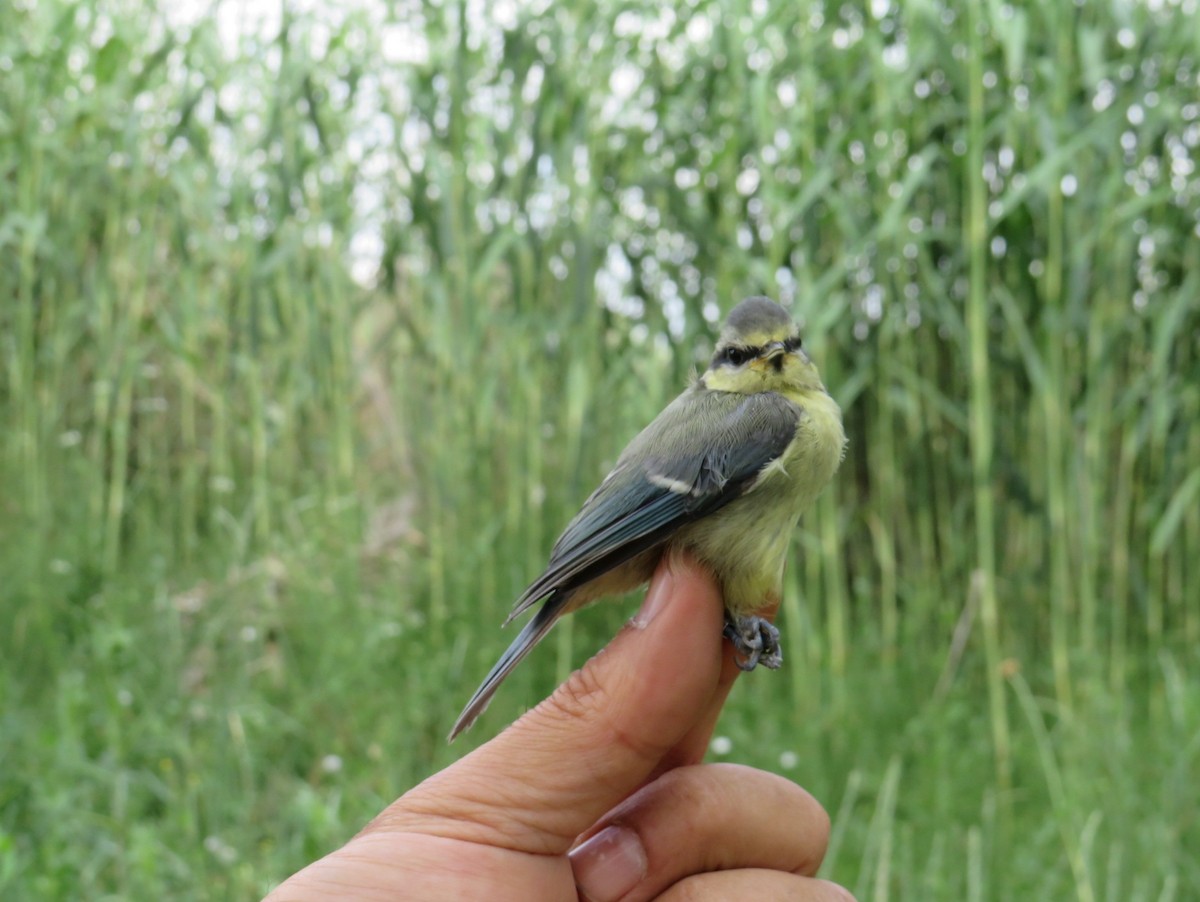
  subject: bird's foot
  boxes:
[723,613,783,671]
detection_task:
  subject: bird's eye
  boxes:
[723,346,753,366]
[784,335,803,352]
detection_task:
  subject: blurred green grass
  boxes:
[2,0,1198,898]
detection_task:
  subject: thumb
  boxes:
[368,552,727,853]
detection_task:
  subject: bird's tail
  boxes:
[447,592,571,741]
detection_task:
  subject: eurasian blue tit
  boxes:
[450,296,846,740]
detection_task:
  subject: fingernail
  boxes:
[632,566,673,628]
[569,825,647,902]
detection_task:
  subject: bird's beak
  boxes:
[751,340,789,373]
[762,340,787,361]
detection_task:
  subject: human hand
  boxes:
[266,553,852,901]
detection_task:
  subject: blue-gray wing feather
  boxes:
[507,388,802,620]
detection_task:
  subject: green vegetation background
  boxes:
[2,0,1198,898]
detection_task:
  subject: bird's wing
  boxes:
[506,389,802,621]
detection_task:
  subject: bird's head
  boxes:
[701,296,825,395]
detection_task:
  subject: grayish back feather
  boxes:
[504,388,801,623]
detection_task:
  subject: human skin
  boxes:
[265,554,853,902]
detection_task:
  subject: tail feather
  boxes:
[448,593,570,741]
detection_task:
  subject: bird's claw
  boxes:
[723,614,783,671]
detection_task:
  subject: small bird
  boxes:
[449,296,846,740]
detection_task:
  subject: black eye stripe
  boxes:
[720,345,758,366]
[712,336,801,368]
